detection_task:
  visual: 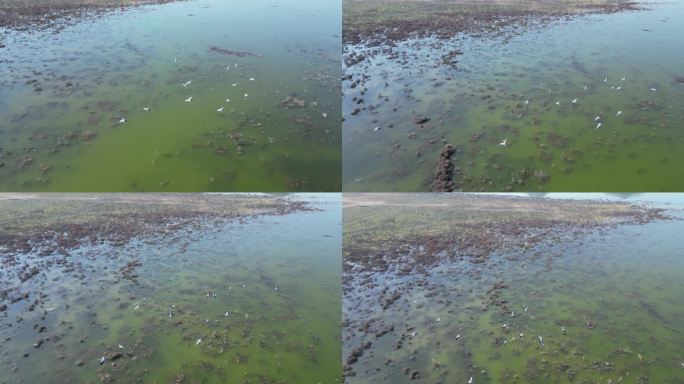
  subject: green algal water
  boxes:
[0,194,341,383]
[343,0,684,191]
[0,0,341,191]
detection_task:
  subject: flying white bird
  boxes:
[195,338,202,345]
[571,98,577,104]
[596,122,602,129]
[499,138,507,147]
[185,96,193,103]
[616,110,622,116]
[594,116,600,121]
[650,88,657,92]
[217,107,224,113]
[182,80,192,87]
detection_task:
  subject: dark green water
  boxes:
[0,0,341,191]
[343,1,684,191]
[343,194,684,383]
[0,194,341,383]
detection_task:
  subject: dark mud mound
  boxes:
[208,46,264,58]
[430,144,456,192]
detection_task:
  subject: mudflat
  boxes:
[343,0,639,44]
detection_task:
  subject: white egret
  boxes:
[499,138,507,147]
[185,96,193,103]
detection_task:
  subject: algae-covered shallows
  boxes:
[343,193,684,383]
[0,0,341,191]
[0,193,341,383]
[343,0,684,192]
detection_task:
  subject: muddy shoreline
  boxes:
[342,194,670,382]
[0,193,311,318]
[343,0,640,45]
[0,0,181,31]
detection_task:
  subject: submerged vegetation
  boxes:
[0,193,341,383]
[1,0,341,191]
[343,0,684,192]
[343,194,682,383]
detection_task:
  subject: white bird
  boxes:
[143,107,150,112]
[225,66,231,71]
[616,110,622,116]
[118,344,124,349]
[174,57,177,63]
[455,334,461,340]
[435,317,440,323]
[616,86,622,90]
[169,311,173,318]
[651,88,657,92]
[119,117,127,124]
[621,76,626,81]
[232,83,238,87]
[274,284,279,291]
[519,333,524,338]
[234,63,238,69]
[583,85,587,91]
[243,93,248,98]
[373,126,381,132]
[45,307,56,312]
[185,96,193,103]
[499,138,507,147]
[468,377,473,384]
[555,101,560,106]
[596,122,602,129]
[524,99,529,105]
[99,356,106,365]
[134,304,140,310]
[217,107,224,113]
[571,98,577,104]
[182,80,192,87]
[322,112,328,118]
[249,77,255,81]
[603,77,608,82]
[594,116,600,121]
[195,338,202,345]
[409,331,417,337]
[224,311,230,317]
[225,98,231,103]
[538,335,544,347]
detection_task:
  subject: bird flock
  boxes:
[494,74,659,147]
[116,59,258,125]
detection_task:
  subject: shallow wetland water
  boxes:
[343,0,684,191]
[0,0,341,191]
[343,193,684,383]
[0,193,341,383]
